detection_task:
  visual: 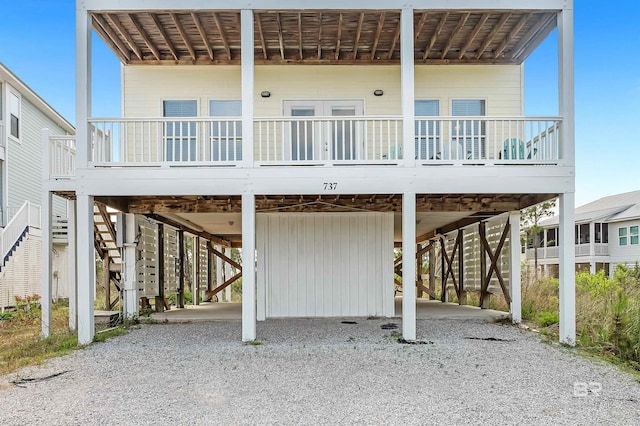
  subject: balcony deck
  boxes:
[48,115,562,178]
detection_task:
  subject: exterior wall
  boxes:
[256,212,394,318]
[6,96,68,218]
[0,233,42,308]
[123,64,523,117]
[608,220,640,267]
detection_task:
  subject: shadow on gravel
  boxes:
[10,371,70,388]
[465,337,514,342]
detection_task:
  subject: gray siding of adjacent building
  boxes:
[7,96,68,218]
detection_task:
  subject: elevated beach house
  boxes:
[42,0,576,345]
[0,63,73,310]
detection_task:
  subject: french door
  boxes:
[283,100,364,161]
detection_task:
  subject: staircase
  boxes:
[1,202,41,272]
[93,203,122,310]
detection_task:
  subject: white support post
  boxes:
[558,4,574,167]
[400,7,415,166]
[67,199,77,331]
[509,211,522,324]
[242,191,256,341]
[76,1,92,169]
[559,192,576,345]
[77,194,95,345]
[41,191,53,337]
[241,9,254,168]
[123,213,138,318]
[402,192,417,341]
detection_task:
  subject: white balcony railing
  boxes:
[47,116,563,174]
[255,117,402,164]
[49,135,76,178]
[527,243,610,260]
[594,243,609,255]
[414,116,561,164]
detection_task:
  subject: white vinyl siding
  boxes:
[123,64,523,118]
[257,212,394,318]
[609,222,640,268]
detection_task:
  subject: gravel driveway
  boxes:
[1,318,639,425]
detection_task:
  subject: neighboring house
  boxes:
[0,63,74,309]
[42,1,577,346]
[527,190,640,277]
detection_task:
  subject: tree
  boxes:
[522,199,557,278]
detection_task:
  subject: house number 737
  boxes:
[323,182,338,190]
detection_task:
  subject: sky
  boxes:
[0,2,638,208]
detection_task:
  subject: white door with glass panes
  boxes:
[283,100,364,161]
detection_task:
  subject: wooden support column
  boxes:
[416,243,423,298]
[242,191,256,342]
[155,223,165,312]
[509,212,522,323]
[177,230,185,308]
[402,192,417,341]
[123,213,138,318]
[479,222,490,309]
[194,237,200,305]
[67,199,77,331]
[77,194,95,345]
[224,248,233,302]
[440,240,447,302]
[103,251,110,310]
[428,245,436,300]
[458,229,467,305]
[41,190,53,338]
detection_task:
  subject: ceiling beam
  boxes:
[107,14,143,61]
[128,14,161,60]
[371,11,385,60]
[276,12,285,60]
[441,12,469,59]
[335,13,343,60]
[387,19,401,60]
[255,13,268,60]
[353,12,364,60]
[298,13,304,60]
[458,12,489,59]
[423,12,448,60]
[92,14,132,62]
[494,13,531,59]
[213,12,232,60]
[192,12,214,60]
[476,12,511,59]
[511,13,554,60]
[149,214,233,248]
[317,12,323,59]
[150,13,179,60]
[414,12,428,44]
[170,13,196,60]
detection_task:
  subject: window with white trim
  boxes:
[451,99,486,160]
[631,226,639,245]
[163,100,197,161]
[619,227,627,246]
[209,100,242,161]
[415,100,440,160]
[9,92,20,140]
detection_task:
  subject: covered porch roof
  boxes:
[91,9,557,65]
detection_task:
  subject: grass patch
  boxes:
[93,327,128,343]
[245,340,263,346]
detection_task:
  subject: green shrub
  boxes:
[536,311,559,327]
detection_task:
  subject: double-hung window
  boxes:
[451,99,486,160]
[619,227,628,246]
[415,100,440,160]
[9,92,20,140]
[631,226,639,245]
[210,100,242,162]
[163,100,197,162]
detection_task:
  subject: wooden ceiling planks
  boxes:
[90,10,556,65]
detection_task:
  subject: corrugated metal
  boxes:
[257,212,394,318]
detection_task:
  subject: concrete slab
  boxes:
[150,298,509,322]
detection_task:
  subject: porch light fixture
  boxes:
[260,91,271,98]
[373,89,384,96]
